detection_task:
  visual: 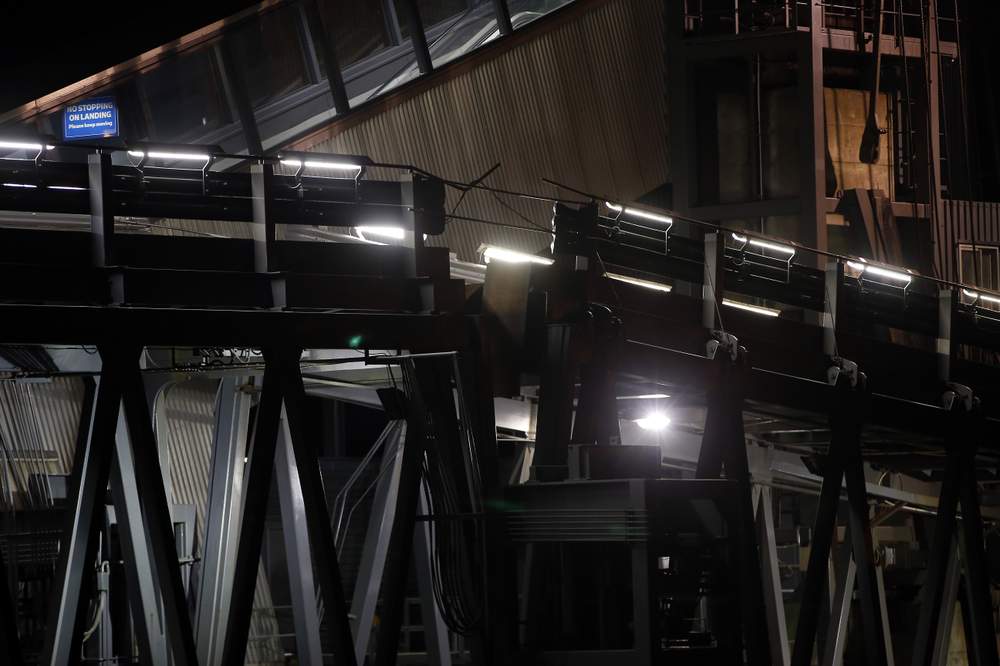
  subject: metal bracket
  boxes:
[942,382,974,412]
[706,330,739,361]
[827,356,859,388]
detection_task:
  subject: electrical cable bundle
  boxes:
[401,360,486,636]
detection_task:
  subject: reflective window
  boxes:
[428,3,499,68]
[395,0,470,37]
[508,0,574,28]
[319,0,394,69]
[138,45,233,141]
[227,7,312,108]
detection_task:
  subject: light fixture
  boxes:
[605,201,672,226]
[48,185,87,191]
[0,141,53,152]
[280,158,363,172]
[636,412,670,431]
[963,289,1000,306]
[848,261,911,285]
[356,226,406,241]
[2,183,37,189]
[482,246,554,266]
[722,298,781,317]
[732,233,795,256]
[604,272,672,292]
[617,393,670,400]
[128,150,211,162]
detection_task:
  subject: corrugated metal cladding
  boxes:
[292,0,668,262]
[937,200,1000,282]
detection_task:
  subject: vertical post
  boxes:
[218,39,264,155]
[280,355,358,666]
[374,382,428,666]
[530,324,575,482]
[43,349,123,666]
[196,376,251,666]
[220,358,284,666]
[799,0,827,256]
[351,422,406,664]
[820,542,856,666]
[757,485,791,666]
[89,151,114,267]
[492,0,513,36]
[302,0,350,113]
[275,416,323,666]
[666,0,693,215]
[956,441,1000,666]
[399,0,433,75]
[926,0,944,254]
[790,382,852,666]
[929,541,960,666]
[909,412,963,666]
[702,232,724,331]
[119,361,201,665]
[251,161,276,276]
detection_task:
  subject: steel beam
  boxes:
[275,413,323,666]
[414,482,452,666]
[196,376,251,666]
[119,360,201,664]
[492,0,512,36]
[42,349,123,666]
[820,542,856,666]
[302,0,350,112]
[279,356,357,666]
[929,541,960,666]
[351,421,406,664]
[399,0,433,75]
[756,485,790,666]
[88,151,114,267]
[220,359,284,666]
[374,383,428,666]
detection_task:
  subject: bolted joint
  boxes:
[706,330,739,362]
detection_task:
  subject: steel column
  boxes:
[279,357,357,666]
[303,0,350,112]
[88,151,114,267]
[414,482,453,666]
[220,359,284,666]
[374,383,428,666]
[531,323,575,482]
[195,376,251,666]
[491,0,512,36]
[119,360,201,664]
[0,521,22,666]
[929,541,960,666]
[399,0,433,75]
[909,412,965,666]
[820,542,856,666]
[756,485,790,666]
[251,161,276,275]
[275,414,323,666]
[42,348,123,666]
[351,421,406,664]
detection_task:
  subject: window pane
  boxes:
[428,3,500,68]
[508,0,574,28]
[228,7,311,108]
[319,0,393,69]
[139,46,233,140]
[394,0,469,37]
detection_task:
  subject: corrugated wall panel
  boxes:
[293,0,668,262]
[940,199,1000,282]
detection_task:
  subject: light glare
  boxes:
[604,272,672,292]
[356,226,406,241]
[722,299,780,317]
[636,412,670,431]
[482,246,554,266]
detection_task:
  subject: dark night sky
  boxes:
[0,0,260,111]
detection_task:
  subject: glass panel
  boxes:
[227,6,311,108]
[507,0,574,28]
[394,0,470,37]
[428,3,500,68]
[318,0,393,69]
[139,45,233,141]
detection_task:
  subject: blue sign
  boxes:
[63,97,118,140]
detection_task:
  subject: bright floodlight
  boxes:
[0,141,50,152]
[281,159,363,172]
[356,226,406,241]
[732,233,795,255]
[604,272,672,293]
[964,289,1000,305]
[617,394,670,400]
[482,246,554,266]
[48,185,86,191]
[848,261,911,285]
[2,183,37,189]
[636,412,670,431]
[722,298,780,317]
[606,202,672,226]
[128,150,211,162]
